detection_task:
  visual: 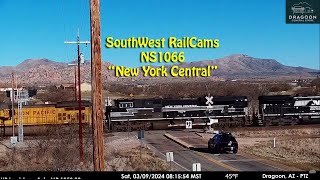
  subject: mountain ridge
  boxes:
[0,54,318,85]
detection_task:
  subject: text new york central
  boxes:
[114,65,218,77]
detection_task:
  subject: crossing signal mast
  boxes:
[17,87,29,142]
[17,92,22,142]
[10,72,16,145]
[10,72,29,145]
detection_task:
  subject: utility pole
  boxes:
[74,60,77,101]
[64,30,90,164]
[11,72,15,137]
[90,0,105,171]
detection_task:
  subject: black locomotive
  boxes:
[258,95,320,125]
[105,96,250,131]
[105,94,320,131]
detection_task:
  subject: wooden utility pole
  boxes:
[73,60,77,101]
[77,34,83,163]
[11,72,15,137]
[64,31,90,164]
[90,0,105,171]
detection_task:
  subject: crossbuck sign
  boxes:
[205,96,213,106]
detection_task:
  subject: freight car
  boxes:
[0,101,92,130]
[257,95,320,125]
[105,96,250,131]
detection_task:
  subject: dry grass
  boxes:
[230,127,320,171]
[234,127,320,138]
[0,127,170,171]
[0,126,94,171]
[243,138,320,171]
[106,146,170,171]
[105,136,170,171]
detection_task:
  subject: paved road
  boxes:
[143,130,286,172]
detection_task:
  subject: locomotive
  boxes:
[105,96,250,131]
[105,95,320,131]
[258,95,320,125]
[1,94,319,134]
[0,101,92,134]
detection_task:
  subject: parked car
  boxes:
[208,132,238,154]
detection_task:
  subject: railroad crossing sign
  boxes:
[186,121,192,129]
[166,152,174,162]
[192,163,201,171]
[205,95,213,106]
[130,93,134,97]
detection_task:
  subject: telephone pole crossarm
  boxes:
[64,41,91,44]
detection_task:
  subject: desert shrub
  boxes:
[3,125,93,171]
[295,88,317,96]
[35,86,75,102]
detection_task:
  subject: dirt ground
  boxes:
[198,126,320,171]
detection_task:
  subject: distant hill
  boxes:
[0,58,115,85]
[177,54,318,78]
[0,54,318,85]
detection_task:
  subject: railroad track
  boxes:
[107,120,320,132]
[228,124,320,132]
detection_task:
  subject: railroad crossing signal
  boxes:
[166,152,174,162]
[205,96,213,106]
[186,121,192,129]
[192,163,201,171]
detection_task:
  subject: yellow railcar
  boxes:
[0,101,92,127]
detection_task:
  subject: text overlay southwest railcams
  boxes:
[105,36,219,77]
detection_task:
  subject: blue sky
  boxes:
[0,0,319,69]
